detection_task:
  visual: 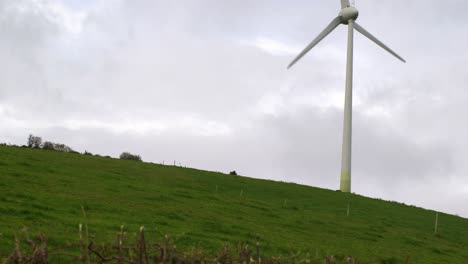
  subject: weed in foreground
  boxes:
[2,225,371,264]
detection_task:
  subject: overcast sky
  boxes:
[1,0,467,217]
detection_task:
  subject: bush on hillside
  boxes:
[26,135,75,153]
[42,141,74,153]
[53,143,73,153]
[42,141,55,150]
[119,152,142,161]
[229,170,238,175]
[27,134,42,148]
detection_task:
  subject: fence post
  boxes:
[434,212,439,234]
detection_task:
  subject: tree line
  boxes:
[25,134,142,161]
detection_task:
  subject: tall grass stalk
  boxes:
[81,206,90,264]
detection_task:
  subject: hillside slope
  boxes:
[0,145,467,263]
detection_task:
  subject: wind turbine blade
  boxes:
[287,16,342,69]
[353,22,406,63]
[341,0,350,8]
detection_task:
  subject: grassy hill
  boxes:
[0,145,467,263]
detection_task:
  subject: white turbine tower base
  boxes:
[287,0,405,193]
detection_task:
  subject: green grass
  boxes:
[0,145,467,263]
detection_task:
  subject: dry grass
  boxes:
[2,226,370,264]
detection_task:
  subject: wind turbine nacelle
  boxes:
[339,7,359,24]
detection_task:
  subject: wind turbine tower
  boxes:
[287,0,405,192]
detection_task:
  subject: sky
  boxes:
[1,0,467,217]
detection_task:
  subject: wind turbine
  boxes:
[287,0,405,193]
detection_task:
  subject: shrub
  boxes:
[27,134,42,148]
[229,170,237,175]
[119,152,142,161]
[54,143,73,152]
[42,141,55,150]
[41,141,74,153]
